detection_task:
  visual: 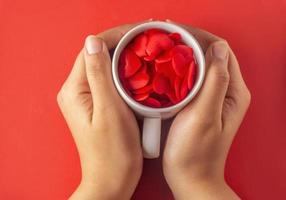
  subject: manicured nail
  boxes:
[148,18,154,21]
[212,42,228,60]
[165,19,172,22]
[85,36,103,55]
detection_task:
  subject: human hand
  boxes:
[163,20,251,200]
[57,24,143,200]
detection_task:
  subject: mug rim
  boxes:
[112,21,205,114]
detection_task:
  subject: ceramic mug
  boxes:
[112,21,205,159]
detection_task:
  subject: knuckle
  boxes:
[213,39,230,52]
[86,61,100,74]
[86,58,110,79]
[231,87,252,109]
[56,85,74,105]
[86,56,100,67]
[219,71,230,83]
[86,62,105,77]
[244,88,252,105]
[56,90,63,105]
[219,39,233,52]
[218,39,229,46]
[87,68,106,83]
[212,37,228,45]
[214,69,230,84]
[57,89,67,105]
[222,39,229,46]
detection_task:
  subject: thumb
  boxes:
[84,35,116,104]
[195,41,230,115]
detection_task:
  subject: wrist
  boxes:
[168,177,240,200]
[70,160,142,200]
[70,179,135,200]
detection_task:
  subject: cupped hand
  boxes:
[163,20,251,200]
[57,24,143,200]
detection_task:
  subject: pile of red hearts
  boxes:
[118,29,197,108]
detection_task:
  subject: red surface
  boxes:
[0,0,285,199]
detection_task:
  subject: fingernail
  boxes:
[165,19,171,22]
[85,36,103,55]
[148,18,154,21]
[212,42,228,60]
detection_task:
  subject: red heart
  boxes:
[180,73,189,100]
[172,52,188,77]
[155,61,174,77]
[121,49,141,78]
[143,53,158,61]
[128,72,149,90]
[153,74,170,94]
[155,50,172,63]
[132,34,148,57]
[145,32,174,60]
[133,93,149,101]
[169,32,182,43]
[188,61,196,90]
[171,45,194,63]
[174,77,182,100]
[132,84,153,95]
[143,97,161,108]
[166,90,178,104]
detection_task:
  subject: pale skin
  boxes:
[57,20,251,200]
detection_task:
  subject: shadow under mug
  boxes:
[112,21,205,159]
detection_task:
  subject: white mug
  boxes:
[112,21,205,159]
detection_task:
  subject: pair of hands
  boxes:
[57,20,251,200]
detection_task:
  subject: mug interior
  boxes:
[112,21,205,115]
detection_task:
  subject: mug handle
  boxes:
[142,117,161,159]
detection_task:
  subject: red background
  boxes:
[1,0,285,199]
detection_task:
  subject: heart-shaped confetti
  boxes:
[118,29,198,108]
[121,49,142,78]
[153,74,170,94]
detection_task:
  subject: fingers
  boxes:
[193,41,230,117]
[58,21,150,120]
[84,35,113,95]
[84,36,118,110]
[167,19,250,110]
[58,21,154,125]
[166,19,222,52]
[57,50,91,124]
[225,49,251,106]
[166,19,250,101]
[83,19,152,88]
[222,51,251,134]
